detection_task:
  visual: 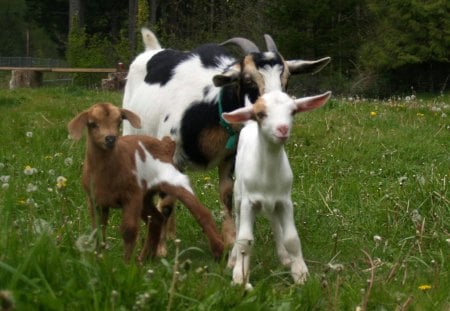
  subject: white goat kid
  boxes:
[222,90,331,289]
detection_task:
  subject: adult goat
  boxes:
[123,28,330,248]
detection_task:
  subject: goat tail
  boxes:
[141,27,162,51]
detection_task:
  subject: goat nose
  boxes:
[277,125,289,136]
[105,135,117,148]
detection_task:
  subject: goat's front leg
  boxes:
[269,212,291,267]
[227,198,240,268]
[219,156,236,247]
[278,201,308,284]
[232,199,254,290]
[121,198,142,263]
[87,197,109,249]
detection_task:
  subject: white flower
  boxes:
[405,96,411,102]
[33,218,52,235]
[64,157,73,166]
[398,176,407,185]
[26,183,38,192]
[446,238,450,246]
[23,166,37,176]
[26,131,33,138]
[2,183,9,189]
[0,175,10,183]
[373,235,382,243]
[48,169,55,175]
[75,230,97,253]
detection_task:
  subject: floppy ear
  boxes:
[121,109,141,129]
[68,111,89,140]
[222,106,254,124]
[294,91,331,114]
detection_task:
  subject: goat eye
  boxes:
[88,122,98,129]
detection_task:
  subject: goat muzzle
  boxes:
[105,135,117,149]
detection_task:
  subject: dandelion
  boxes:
[405,96,411,102]
[418,284,431,291]
[0,175,10,183]
[373,235,382,243]
[26,131,33,138]
[370,111,377,117]
[48,169,55,175]
[33,218,52,235]
[398,176,407,185]
[26,183,38,192]
[45,155,53,160]
[56,176,67,189]
[2,183,9,189]
[446,238,450,246]
[75,230,97,253]
[64,157,73,166]
[416,112,424,117]
[23,165,37,175]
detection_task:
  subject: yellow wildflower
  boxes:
[370,111,377,117]
[417,112,424,117]
[204,176,210,181]
[56,176,67,189]
[418,284,431,291]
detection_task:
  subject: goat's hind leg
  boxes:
[156,192,177,257]
[159,182,224,260]
[269,214,291,267]
[139,192,164,262]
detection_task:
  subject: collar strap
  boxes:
[218,90,237,150]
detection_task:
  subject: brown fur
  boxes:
[68,103,224,262]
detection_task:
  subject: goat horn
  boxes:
[264,34,278,52]
[220,37,260,54]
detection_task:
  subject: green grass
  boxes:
[0,87,449,310]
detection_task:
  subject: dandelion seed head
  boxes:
[75,233,97,253]
[0,175,10,183]
[26,131,33,138]
[2,183,9,189]
[33,218,52,235]
[24,165,37,176]
[64,157,73,166]
[373,235,382,242]
[26,183,38,192]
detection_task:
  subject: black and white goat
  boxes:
[123,28,330,248]
[222,91,331,288]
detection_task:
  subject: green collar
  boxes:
[218,90,237,150]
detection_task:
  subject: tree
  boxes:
[359,0,450,92]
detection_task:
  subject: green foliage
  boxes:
[0,87,449,310]
[66,25,116,86]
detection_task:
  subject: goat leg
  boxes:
[159,182,224,260]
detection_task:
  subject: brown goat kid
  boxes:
[68,103,224,262]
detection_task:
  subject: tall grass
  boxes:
[0,87,448,310]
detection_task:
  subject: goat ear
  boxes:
[67,111,88,140]
[294,91,332,114]
[222,106,254,124]
[287,57,331,75]
[121,109,141,129]
[213,65,241,87]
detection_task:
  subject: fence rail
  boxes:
[0,57,67,68]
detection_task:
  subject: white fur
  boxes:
[223,91,331,288]
[134,142,193,193]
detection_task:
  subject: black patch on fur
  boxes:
[180,86,240,167]
[145,44,231,86]
[203,86,211,97]
[164,114,170,122]
[251,52,284,70]
[170,127,177,135]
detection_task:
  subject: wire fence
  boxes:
[0,57,67,67]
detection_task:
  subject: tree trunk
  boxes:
[69,0,85,31]
[129,0,138,55]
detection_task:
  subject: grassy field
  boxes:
[0,87,448,310]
